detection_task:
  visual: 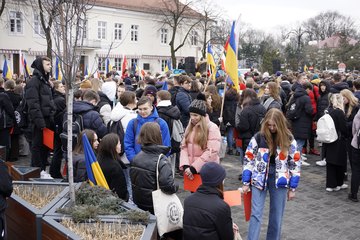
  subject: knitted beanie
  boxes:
[200,162,226,187]
[189,93,207,116]
[144,85,158,97]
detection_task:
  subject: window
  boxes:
[81,20,87,39]
[161,60,167,71]
[114,23,122,40]
[98,57,106,71]
[160,28,168,44]
[33,14,44,35]
[131,59,138,71]
[190,30,198,46]
[97,21,106,39]
[114,58,122,72]
[131,25,139,42]
[9,11,23,34]
[143,63,150,70]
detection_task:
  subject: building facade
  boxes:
[0,0,203,77]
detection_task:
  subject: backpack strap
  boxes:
[263,97,275,110]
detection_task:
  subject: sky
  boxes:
[213,0,360,34]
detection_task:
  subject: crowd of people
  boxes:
[1,55,360,240]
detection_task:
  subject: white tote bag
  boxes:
[152,154,183,236]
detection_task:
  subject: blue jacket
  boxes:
[72,101,107,138]
[124,107,171,162]
[175,87,192,128]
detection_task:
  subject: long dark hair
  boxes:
[97,133,120,163]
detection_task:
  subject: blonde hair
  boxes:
[260,108,292,155]
[184,115,209,150]
[329,93,344,112]
[267,82,280,101]
[91,78,102,92]
[340,89,359,117]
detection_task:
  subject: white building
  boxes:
[0,0,203,77]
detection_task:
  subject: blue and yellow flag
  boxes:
[55,57,62,81]
[83,134,109,189]
[225,21,239,92]
[303,65,308,72]
[207,43,216,80]
[2,59,12,79]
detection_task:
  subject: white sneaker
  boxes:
[301,155,308,161]
[40,170,53,179]
[326,188,333,192]
[339,184,348,189]
[326,187,341,192]
[333,186,341,191]
[316,159,326,166]
[302,160,310,166]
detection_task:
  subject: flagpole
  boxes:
[219,74,228,122]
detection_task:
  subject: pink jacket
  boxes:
[180,115,221,172]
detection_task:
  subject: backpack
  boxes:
[107,120,125,156]
[60,110,90,151]
[286,96,300,120]
[316,110,338,143]
[170,118,184,153]
[356,127,360,149]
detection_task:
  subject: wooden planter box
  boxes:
[5,181,70,240]
[45,197,157,240]
[10,165,41,180]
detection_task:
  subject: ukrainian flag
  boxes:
[83,134,109,189]
[225,21,239,92]
[2,59,12,79]
[207,43,216,80]
[304,65,308,72]
[24,58,31,78]
[55,57,62,81]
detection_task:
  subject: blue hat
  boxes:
[200,162,226,187]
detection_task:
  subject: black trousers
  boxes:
[0,128,11,161]
[50,134,63,178]
[326,162,344,188]
[350,147,360,196]
[31,126,50,171]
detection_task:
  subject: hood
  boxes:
[73,101,95,114]
[157,105,181,120]
[141,144,171,155]
[293,86,307,98]
[110,103,135,122]
[319,80,331,96]
[98,91,112,104]
[31,57,49,81]
[196,185,223,199]
[331,81,349,93]
[101,81,117,101]
[136,106,160,123]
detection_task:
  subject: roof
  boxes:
[94,0,202,18]
[318,35,358,48]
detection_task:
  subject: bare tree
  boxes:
[160,0,202,67]
[0,0,5,17]
[51,0,94,203]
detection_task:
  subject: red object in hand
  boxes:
[243,191,252,222]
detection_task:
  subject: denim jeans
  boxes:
[226,127,234,150]
[123,166,133,202]
[247,165,288,240]
[295,138,306,156]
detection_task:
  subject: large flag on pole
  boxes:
[55,57,62,81]
[2,59,12,79]
[84,65,88,76]
[83,134,109,189]
[207,43,216,80]
[122,55,128,75]
[225,21,239,92]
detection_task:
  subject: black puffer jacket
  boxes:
[5,90,21,133]
[235,99,266,139]
[330,81,349,93]
[157,104,181,133]
[183,185,233,240]
[99,156,128,201]
[71,101,107,138]
[315,80,331,121]
[0,89,15,130]
[287,86,313,139]
[25,58,56,129]
[280,80,292,100]
[53,91,66,134]
[175,87,192,128]
[223,91,238,126]
[0,159,13,212]
[130,145,177,214]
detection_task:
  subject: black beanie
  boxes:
[200,162,226,187]
[189,93,207,116]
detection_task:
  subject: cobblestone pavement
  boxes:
[175,153,360,240]
[14,151,360,240]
